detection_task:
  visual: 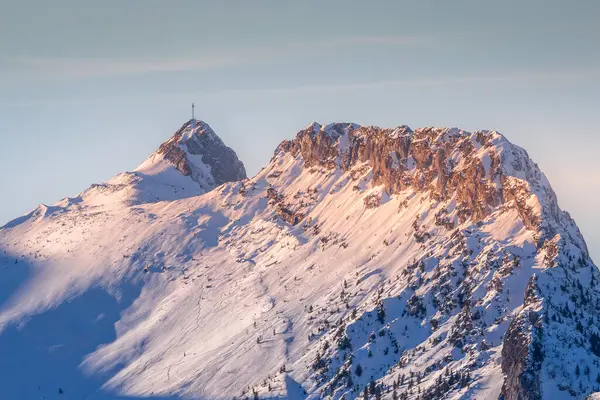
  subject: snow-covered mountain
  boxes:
[84,119,246,206]
[1,120,598,400]
[135,119,246,194]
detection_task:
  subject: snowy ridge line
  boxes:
[0,120,598,400]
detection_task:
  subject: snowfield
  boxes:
[0,120,598,400]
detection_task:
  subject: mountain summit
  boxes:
[68,119,247,206]
[0,120,598,400]
[135,119,247,190]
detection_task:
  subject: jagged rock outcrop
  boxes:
[500,313,543,400]
[277,123,594,254]
[500,277,544,400]
[277,123,555,232]
[266,186,305,225]
[154,119,247,187]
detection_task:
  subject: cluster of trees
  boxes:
[418,368,471,400]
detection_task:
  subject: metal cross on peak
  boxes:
[191,102,195,120]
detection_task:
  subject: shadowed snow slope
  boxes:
[0,121,598,400]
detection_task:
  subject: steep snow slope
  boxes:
[0,121,598,400]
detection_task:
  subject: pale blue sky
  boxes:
[1,1,599,260]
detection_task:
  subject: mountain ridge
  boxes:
[0,120,598,400]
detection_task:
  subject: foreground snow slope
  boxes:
[0,121,598,400]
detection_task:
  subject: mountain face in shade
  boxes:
[0,120,598,400]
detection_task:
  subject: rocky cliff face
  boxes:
[500,276,544,400]
[278,123,562,236]
[154,119,247,188]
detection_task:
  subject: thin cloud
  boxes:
[7,56,238,79]
[1,68,599,109]
[1,35,432,80]
[340,35,428,46]
[210,69,600,97]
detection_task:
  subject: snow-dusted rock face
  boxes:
[147,119,247,188]
[127,119,246,202]
[0,120,598,400]
[278,123,581,247]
